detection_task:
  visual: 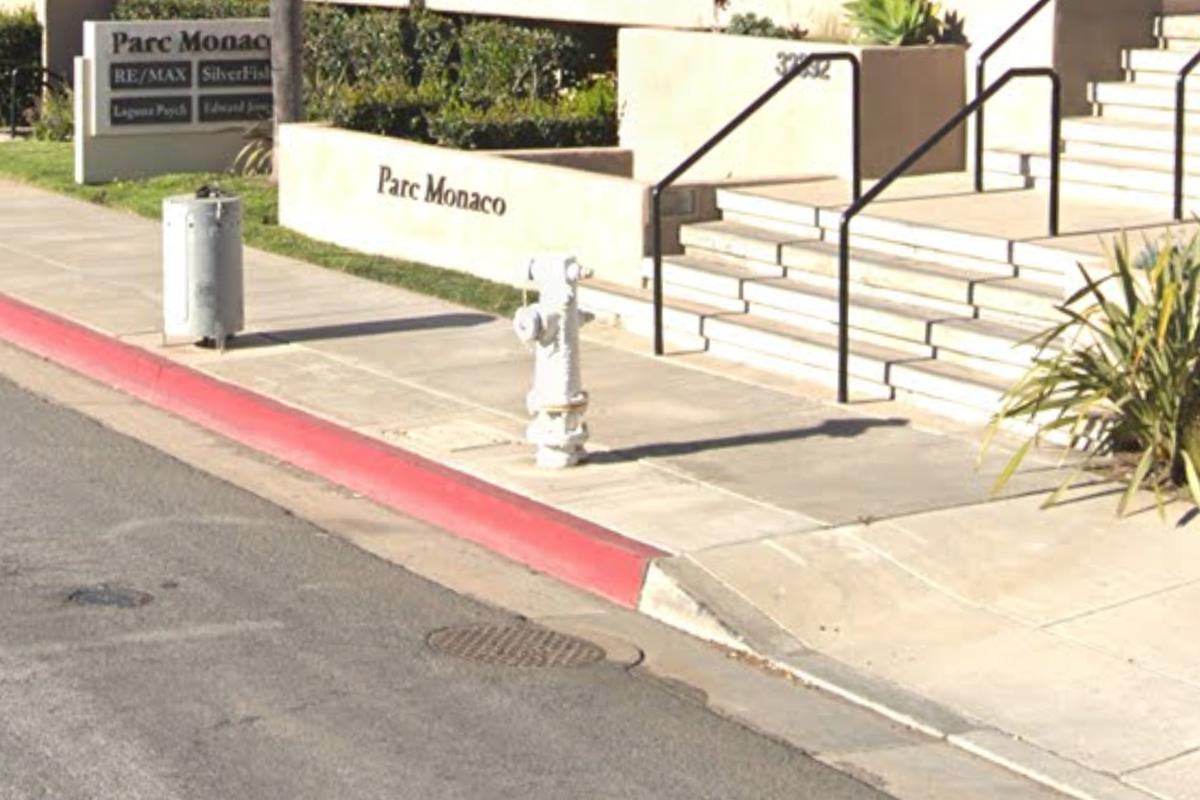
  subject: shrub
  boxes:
[726,13,808,40]
[303,5,417,89]
[428,105,616,150]
[112,0,268,19]
[327,79,441,141]
[28,86,72,141]
[456,20,589,102]
[987,233,1200,517]
[0,8,42,124]
[110,0,616,150]
[843,0,956,46]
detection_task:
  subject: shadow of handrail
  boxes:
[588,417,909,463]
[234,313,495,349]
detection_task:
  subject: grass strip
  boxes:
[0,141,526,316]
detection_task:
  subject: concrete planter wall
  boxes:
[277,124,660,289]
[619,30,967,184]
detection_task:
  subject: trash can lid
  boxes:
[195,183,234,200]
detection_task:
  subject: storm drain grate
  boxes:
[67,585,153,608]
[426,623,605,668]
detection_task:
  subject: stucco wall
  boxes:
[278,124,651,288]
[38,0,117,81]
[620,32,965,183]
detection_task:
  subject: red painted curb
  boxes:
[0,293,665,607]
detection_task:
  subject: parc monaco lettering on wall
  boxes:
[110,30,271,55]
[377,166,509,217]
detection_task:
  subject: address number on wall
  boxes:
[775,52,833,79]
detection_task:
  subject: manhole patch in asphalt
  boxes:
[426,623,606,668]
[67,585,153,608]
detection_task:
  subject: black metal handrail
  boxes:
[836,67,1062,403]
[1174,51,1200,220]
[2,64,66,139]
[974,0,1054,191]
[650,53,861,356]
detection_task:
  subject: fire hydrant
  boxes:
[513,255,593,468]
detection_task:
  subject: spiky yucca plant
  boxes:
[232,121,273,177]
[986,233,1200,517]
[843,0,945,46]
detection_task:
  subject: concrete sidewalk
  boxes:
[2,178,1199,799]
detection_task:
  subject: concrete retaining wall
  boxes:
[619,32,966,183]
[278,124,654,289]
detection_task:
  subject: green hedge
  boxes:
[456,21,588,102]
[110,0,617,150]
[326,80,441,142]
[112,0,268,19]
[429,103,617,150]
[328,76,617,150]
[0,8,42,124]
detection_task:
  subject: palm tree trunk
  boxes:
[270,0,303,180]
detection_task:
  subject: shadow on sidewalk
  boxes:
[589,417,909,463]
[234,313,495,348]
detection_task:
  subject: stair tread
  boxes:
[1062,116,1200,136]
[892,357,1014,393]
[786,238,1009,284]
[976,275,1061,300]
[660,252,778,280]
[935,315,1047,341]
[753,274,963,323]
[686,218,815,245]
[1022,149,1200,177]
[1094,80,1200,98]
[581,278,731,318]
[710,311,926,364]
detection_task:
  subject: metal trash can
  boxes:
[162,186,244,350]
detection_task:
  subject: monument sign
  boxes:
[75,19,273,184]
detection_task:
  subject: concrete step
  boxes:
[578,280,1038,413]
[1159,14,1200,42]
[720,203,1026,283]
[719,210,825,240]
[714,187,824,228]
[650,254,957,356]
[984,149,1200,199]
[679,219,816,265]
[1010,239,1106,280]
[812,207,1014,264]
[741,273,951,349]
[1124,47,1200,75]
[889,357,1011,413]
[700,313,924,387]
[702,338,894,400]
[971,276,1063,323]
[1063,139,1200,172]
[1162,36,1200,52]
[1022,172,1200,215]
[780,239,1014,308]
[928,316,1050,368]
[579,280,713,352]
[647,253,783,299]
[717,187,1029,268]
[933,346,1030,384]
[1128,69,1188,87]
[1061,116,1200,154]
[579,280,723,337]
[1091,81,1200,112]
[1100,101,1200,128]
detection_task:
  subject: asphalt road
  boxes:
[0,375,891,800]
